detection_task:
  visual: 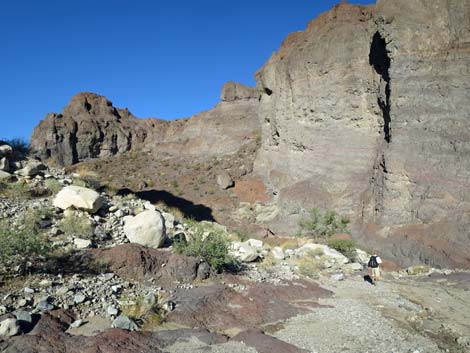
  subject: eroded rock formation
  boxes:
[30,82,260,165]
[254,0,470,267]
[30,1,470,268]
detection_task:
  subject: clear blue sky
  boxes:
[1,0,375,141]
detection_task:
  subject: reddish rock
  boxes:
[85,244,199,285]
[232,328,309,353]
[166,280,331,331]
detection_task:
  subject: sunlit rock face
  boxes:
[254,0,470,268]
[30,83,260,165]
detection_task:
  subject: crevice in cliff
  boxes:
[369,32,391,143]
[70,122,79,164]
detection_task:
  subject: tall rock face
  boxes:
[254,0,470,268]
[30,82,260,164]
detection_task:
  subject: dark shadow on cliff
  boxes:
[117,188,215,222]
[369,31,392,143]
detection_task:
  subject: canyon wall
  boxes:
[30,1,470,268]
[254,0,470,267]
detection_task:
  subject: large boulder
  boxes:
[85,244,199,284]
[230,241,259,262]
[53,185,103,213]
[0,157,10,172]
[123,210,166,248]
[15,160,46,177]
[0,143,13,158]
[0,318,20,337]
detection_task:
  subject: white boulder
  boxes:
[74,238,92,249]
[0,144,13,158]
[0,318,20,337]
[53,186,103,213]
[355,248,370,264]
[271,246,285,260]
[0,157,9,172]
[16,160,46,177]
[123,210,166,248]
[296,243,349,264]
[247,238,264,249]
[230,241,258,262]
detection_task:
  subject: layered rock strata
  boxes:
[254,0,470,267]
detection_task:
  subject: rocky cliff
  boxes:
[30,0,470,268]
[254,0,470,268]
[31,82,259,165]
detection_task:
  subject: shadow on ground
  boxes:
[117,188,215,222]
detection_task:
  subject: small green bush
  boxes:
[0,180,31,199]
[0,221,51,271]
[173,223,239,273]
[298,208,350,239]
[327,239,357,261]
[44,178,63,195]
[58,212,94,239]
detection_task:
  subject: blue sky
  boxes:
[0,0,375,140]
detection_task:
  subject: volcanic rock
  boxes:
[253,0,470,268]
[216,172,234,190]
[85,244,199,284]
[28,1,470,269]
[231,328,309,353]
[30,84,260,165]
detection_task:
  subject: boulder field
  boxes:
[30,0,470,268]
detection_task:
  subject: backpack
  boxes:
[368,256,379,268]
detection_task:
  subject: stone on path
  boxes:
[111,316,138,331]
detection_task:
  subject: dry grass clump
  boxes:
[58,212,94,239]
[72,165,101,190]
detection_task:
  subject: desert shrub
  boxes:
[0,180,31,199]
[297,257,323,278]
[73,173,101,190]
[58,212,94,239]
[327,239,357,261]
[121,294,164,330]
[298,208,350,239]
[44,178,63,195]
[0,220,51,271]
[173,223,239,272]
[22,206,54,233]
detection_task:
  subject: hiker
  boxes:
[368,251,382,284]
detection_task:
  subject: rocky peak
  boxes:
[220,81,258,102]
[63,92,122,120]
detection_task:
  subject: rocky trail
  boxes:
[1,142,470,353]
[159,272,470,353]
